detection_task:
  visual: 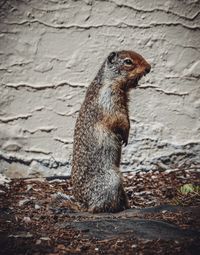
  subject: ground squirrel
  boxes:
[71,50,151,213]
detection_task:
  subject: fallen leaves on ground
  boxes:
[0,168,199,255]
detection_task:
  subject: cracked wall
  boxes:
[0,0,200,177]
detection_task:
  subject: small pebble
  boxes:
[35,204,41,210]
[23,216,31,223]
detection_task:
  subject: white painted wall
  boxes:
[0,0,200,177]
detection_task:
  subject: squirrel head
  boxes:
[104,50,151,89]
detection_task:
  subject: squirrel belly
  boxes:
[71,50,151,213]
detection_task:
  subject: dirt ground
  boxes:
[0,168,199,255]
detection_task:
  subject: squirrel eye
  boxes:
[124,58,133,65]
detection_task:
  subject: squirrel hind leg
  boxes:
[88,191,129,213]
[87,176,129,213]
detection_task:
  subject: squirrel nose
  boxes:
[145,65,151,74]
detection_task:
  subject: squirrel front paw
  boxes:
[116,128,129,146]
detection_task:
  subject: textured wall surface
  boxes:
[0,0,200,177]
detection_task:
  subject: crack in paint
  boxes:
[4,82,86,90]
[110,0,200,22]
[3,19,200,31]
[24,149,52,155]
[54,137,72,145]
[0,153,70,169]
[23,127,57,134]
[138,85,189,97]
[0,114,32,123]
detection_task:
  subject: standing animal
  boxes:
[71,50,151,213]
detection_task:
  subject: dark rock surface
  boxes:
[61,217,199,240]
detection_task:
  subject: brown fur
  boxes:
[71,50,151,213]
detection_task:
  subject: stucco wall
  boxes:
[0,0,200,177]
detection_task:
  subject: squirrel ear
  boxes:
[107,51,118,64]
